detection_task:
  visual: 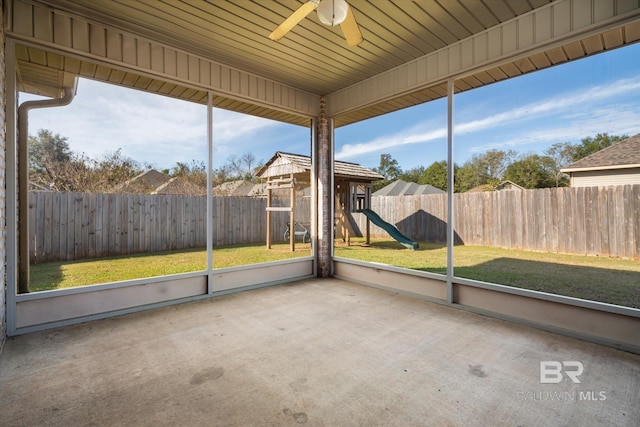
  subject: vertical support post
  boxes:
[366,218,370,246]
[365,184,371,245]
[343,185,350,245]
[446,79,455,304]
[266,185,272,249]
[17,113,29,293]
[346,213,350,246]
[310,118,317,277]
[17,89,75,293]
[6,38,18,335]
[290,173,295,251]
[315,96,332,277]
[345,199,350,247]
[207,92,213,293]
[334,194,343,242]
[330,118,335,266]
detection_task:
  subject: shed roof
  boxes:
[373,179,445,196]
[257,152,383,182]
[561,133,640,172]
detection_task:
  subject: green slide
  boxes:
[361,209,419,250]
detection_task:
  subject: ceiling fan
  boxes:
[269,0,364,47]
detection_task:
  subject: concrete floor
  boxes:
[0,278,638,426]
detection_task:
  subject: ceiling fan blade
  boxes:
[269,1,317,41]
[340,6,363,47]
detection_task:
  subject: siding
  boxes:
[571,168,640,187]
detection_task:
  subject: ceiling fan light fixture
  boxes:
[317,0,348,26]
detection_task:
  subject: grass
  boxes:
[335,238,640,308]
[29,243,310,292]
[29,238,639,309]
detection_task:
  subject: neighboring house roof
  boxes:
[373,179,445,196]
[248,183,266,197]
[495,180,525,191]
[152,177,206,196]
[467,180,525,192]
[119,169,170,193]
[561,133,640,172]
[257,152,383,182]
[212,180,266,197]
[466,184,493,193]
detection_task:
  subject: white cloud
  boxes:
[213,109,281,143]
[336,76,640,159]
[468,103,640,152]
[23,72,640,168]
[337,125,446,160]
[22,78,283,168]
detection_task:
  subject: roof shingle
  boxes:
[373,179,445,196]
[561,133,640,171]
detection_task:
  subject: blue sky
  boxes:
[21,42,640,173]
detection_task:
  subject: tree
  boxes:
[29,129,144,192]
[165,160,209,195]
[40,155,93,192]
[211,166,231,187]
[419,160,450,191]
[503,154,555,189]
[544,142,574,187]
[455,149,517,192]
[572,133,628,161]
[92,149,141,191]
[170,160,206,184]
[399,166,425,184]
[28,129,86,192]
[28,129,72,179]
[455,161,485,192]
[51,150,142,193]
[372,153,402,191]
[482,149,517,181]
[166,161,232,192]
[226,152,262,181]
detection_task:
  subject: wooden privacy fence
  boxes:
[353,185,639,259]
[29,192,311,264]
[30,185,639,263]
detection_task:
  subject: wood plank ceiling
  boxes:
[33,0,552,95]
[13,0,640,127]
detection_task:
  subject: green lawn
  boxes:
[29,238,639,309]
[335,238,640,308]
[29,243,310,292]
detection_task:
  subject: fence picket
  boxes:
[28,185,640,263]
[353,185,639,259]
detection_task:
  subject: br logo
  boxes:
[540,361,584,383]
